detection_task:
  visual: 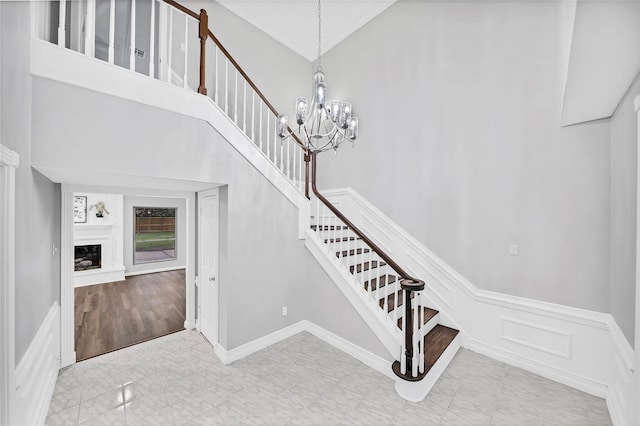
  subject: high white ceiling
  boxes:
[216,0,396,62]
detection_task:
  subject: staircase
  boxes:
[35,0,460,402]
[306,152,460,400]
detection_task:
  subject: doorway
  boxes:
[60,186,197,367]
[197,188,219,345]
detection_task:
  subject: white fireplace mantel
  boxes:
[73,219,124,287]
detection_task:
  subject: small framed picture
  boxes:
[74,196,87,223]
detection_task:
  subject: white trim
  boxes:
[60,188,76,367]
[634,95,640,113]
[125,265,186,277]
[303,321,395,380]
[0,144,19,426]
[214,321,307,365]
[212,320,395,379]
[395,332,461,402]
[13,302,60,426]
[467,337,608,397]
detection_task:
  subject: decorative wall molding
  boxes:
[214,320,394,380]
[501,316,572,359]
[0,144,19,426]
[214,321,307,365]
[321,187,637,423]
[13,302,60,426]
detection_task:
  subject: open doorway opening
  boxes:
[71,190,189,361]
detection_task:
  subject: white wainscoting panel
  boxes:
[13,302,60,426]
[321,187,637,425]
[501,316,572,359]
[0,144,19,426]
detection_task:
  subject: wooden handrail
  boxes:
[311,152,424,290]
[163,0,199,20]
[161,0,305,150]
[206,29,305,151]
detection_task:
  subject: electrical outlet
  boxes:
[281,306,288,316]
[509,244,519,256]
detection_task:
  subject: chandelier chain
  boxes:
[317,0,322,68]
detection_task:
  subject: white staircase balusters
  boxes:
[214,47,218,103]
[224,60,228,114]
[183,14,188,89]
[234,70,238,124]
[84,0,96,57]
[58,0,66,47]
[243,81,247,133]
[149,0,155,77]
[167,6,173,83]
[129,0,136,71]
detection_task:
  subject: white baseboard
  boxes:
[125,265,186,277]
[14,302,60,426]
[212,320,394,380]
[467,337,608,397]
[214,321,307,365]
[303,321,395,380]
[74,267,125,287]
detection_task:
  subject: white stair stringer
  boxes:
[305,229,402,358]
[396,331,462,402]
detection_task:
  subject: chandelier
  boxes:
[276,0,359,153]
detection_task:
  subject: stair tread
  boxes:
[311,224,348,231]
[423,325,459,373]
[349,261,386,274]
[336,248,370,258]
[324,236,360,244]
[364,274,397,292]
[397,307,439,330]
[378,290,415,312]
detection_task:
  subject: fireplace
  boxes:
[75,244,102,272]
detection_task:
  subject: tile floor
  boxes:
[45,330,612,425]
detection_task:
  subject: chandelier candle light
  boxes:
[276,0,359,153]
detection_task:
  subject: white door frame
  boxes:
[0,144,19,425]
[634,94,640,425]
[197,188,220,344]
[59,185,197,368]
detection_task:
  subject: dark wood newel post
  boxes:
[399,278,425,378]
[198,9,208,95]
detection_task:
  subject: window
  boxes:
[134,207,177,264]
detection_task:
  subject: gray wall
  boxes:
[1,2,61,363]
[318,1,612,312]
[30,78,389,358]
[609,75,639,346]
[123,195,187,274]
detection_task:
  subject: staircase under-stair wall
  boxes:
[30,0,461,402]
[28,0,638,420]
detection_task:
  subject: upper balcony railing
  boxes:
[34,0,309,197]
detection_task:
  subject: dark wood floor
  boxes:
[74,269,186,361]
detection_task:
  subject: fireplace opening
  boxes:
[75,244,102,271]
